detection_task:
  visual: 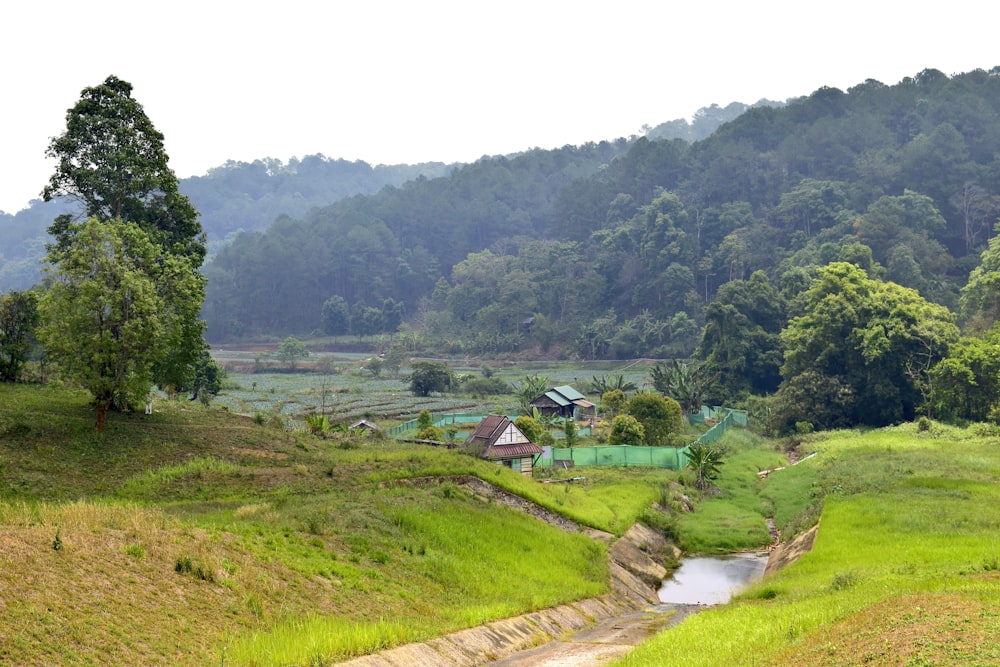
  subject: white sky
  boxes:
[2,0,998,214]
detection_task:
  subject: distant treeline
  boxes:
[201,67,1000,353]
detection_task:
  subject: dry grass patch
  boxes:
[0,501,358,666]
[770,589,1000,666]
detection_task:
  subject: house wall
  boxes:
[499,456,534,477]
[497,424,530,445]
[519,456,533,476]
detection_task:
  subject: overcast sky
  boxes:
[3,1,998,214]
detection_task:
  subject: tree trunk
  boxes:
[95,399,109,432]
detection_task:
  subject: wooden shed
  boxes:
[529,385,596,423]
[462,415,542,477]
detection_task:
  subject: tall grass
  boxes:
[0,499,173,531]
[117,456,243,499]
[228,616,423,666]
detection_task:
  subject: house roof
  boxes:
[464,414,508,449]
[553,385,586,401]
[462,415,542,459]
[530,385,594,412]
[541,391,572,407]
[491,442,545,458]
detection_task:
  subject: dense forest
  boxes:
[201,68,1000,348]
[0,99,769,292]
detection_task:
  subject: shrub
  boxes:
[625,393,683,446]
[175,554,215,582]
[638,507,678,542]
[123,543,146,559]
[416,426,443,441]
[609,414,645,446]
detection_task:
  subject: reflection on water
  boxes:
[657,553,768,605]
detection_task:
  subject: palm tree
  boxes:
[512,374,549,415]
[685,443,725,490]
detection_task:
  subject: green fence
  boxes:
[390,406,745,469]
[389,413,592,438]
[536,406,747,470]
[389,413,519,438]
[693,408,748,446]
[538,444,690,470]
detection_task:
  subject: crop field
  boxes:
[210,348,657,427]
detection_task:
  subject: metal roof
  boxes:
[490,442,543,458]
[542,390,572,407]
[553,385,587,401]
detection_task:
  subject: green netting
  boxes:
[538,445,689,470]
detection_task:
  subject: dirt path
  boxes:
[488,603,701,666]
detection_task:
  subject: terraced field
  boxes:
[210,348,656,428]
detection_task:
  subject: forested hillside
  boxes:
[202,68,1000,356]
[0,97,765,293]
[0,157,454,290]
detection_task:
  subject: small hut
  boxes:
[529,385,596,423]
[462,415,541,477]
[349,419,380,433]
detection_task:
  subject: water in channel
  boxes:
[657,552,769,605]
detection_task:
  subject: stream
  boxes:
[491,553,769,666]
[658,552,769,605]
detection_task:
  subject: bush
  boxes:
[609,414,645,446]
[416,426,443,441]
[625,393,683,446]
[175,555,215,582]
[638,507,678,542]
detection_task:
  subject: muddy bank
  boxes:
[338,480,677,666]
[764,524,818,577]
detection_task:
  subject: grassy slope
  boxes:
[616,423,1000,666]
[0,384,666,666]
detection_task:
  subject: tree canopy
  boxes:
[0,290,39,382]
[775,262,958,431]
[38,218,201,429]
[408,361,453,397]
[624,393,683,446]
[43,75,206,266]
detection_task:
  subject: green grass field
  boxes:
[10,373,994,666]
[616,423,1000,666]
[0,382,670,666]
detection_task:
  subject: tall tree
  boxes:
[43,75,206,266]
[697,271,786,402]
[961,227,1000,327]
[42,75,208,393]
[928,327,1000,422]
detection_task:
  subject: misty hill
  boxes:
[0,158,455,290]
[0,101,766,292]
[199,67,1000,357]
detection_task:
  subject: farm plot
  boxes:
[212,349,658,428]
[214,371,503,426]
